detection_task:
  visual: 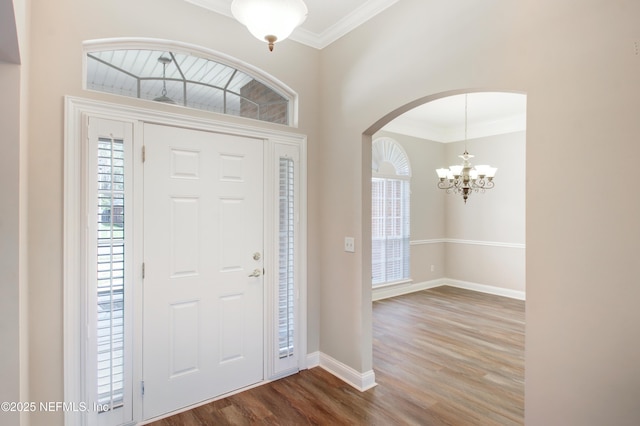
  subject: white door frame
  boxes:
[63,96,307,426]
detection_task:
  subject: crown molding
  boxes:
[183,0,400,50]
[301,0,400,49]
[384,114,527,143]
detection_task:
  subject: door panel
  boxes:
[142,123,264,420]
[169,197,200,277]
[169,300,200,377]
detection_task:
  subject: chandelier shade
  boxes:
[435,94,497,203]
[436,150,497,203]
[231,0,308,51]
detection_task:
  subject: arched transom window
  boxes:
[84,39,297,126]
[371,137,411,287]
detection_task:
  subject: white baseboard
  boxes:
[444,279,526,300]
[372,278,445,301]
[304,352,377,392]
[305,351,320,368]
[373,278,525,301]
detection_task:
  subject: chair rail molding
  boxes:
[411,238,525,249]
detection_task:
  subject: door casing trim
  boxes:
[64,96,308,426]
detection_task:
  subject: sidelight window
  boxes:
[270,143,302,378]
[96,136,126,408]
[85,118,134,426]
[278,157,295,359]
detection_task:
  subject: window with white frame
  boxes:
[278,156,295,359]
[96,135,126,409]
[371,137,411,287]
[86,117,134,426]
[271,142,302,378]
[84,47,295,126]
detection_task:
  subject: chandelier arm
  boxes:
[437,181,455,190]
[473,179,494,189]
[470,179,484,189]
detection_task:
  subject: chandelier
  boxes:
[231,0,308,52]
[435,94,497,204]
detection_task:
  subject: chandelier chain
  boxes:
[464,93,468,151]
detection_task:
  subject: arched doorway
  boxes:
[366,90,527,301]
[362,90,527,423]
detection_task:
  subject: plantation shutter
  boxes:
[278,157,295,358]
[371,178,410,286]
[96,136,125,409]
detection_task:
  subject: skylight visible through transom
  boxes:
[86,49,291,125]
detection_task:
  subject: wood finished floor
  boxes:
[148,286,525,425]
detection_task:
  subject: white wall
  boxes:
[320,0,640,424]
[25,1,321,425]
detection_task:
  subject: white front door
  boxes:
[142,123,264,420]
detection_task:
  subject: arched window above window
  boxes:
[83,39,297,126]
[372,137,412,178]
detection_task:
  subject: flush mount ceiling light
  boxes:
[435,94,498,204]
[231,0,308,52]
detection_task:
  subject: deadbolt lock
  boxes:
[253,252,261,261]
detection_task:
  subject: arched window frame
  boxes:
[371,137,411,287]
[82,38,299,127]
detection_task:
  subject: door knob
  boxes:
[248,268,262,277]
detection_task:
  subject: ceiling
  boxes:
[183,3,527,141]
[382,92,527,143]
[184,0,400,49]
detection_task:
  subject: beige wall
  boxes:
[445,132,526,243]
[16,0,640,424]
[0,62,22,426]
[320,0,640,424]
[375,129,525,290]
[25,1,320,425]
[444,132,526,292]
[445,243,525,292]
[1,0,29,425]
